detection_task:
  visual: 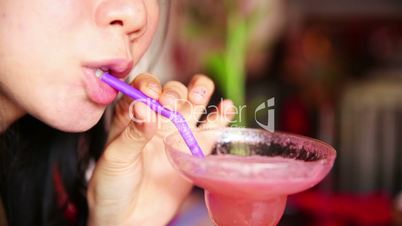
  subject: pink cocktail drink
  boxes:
[164,128,336,226]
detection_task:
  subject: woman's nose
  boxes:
[95,0,147,39]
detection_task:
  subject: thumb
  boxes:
[87,102,157,225]
[103,101,157,167]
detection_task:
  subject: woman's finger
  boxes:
[108,73,161,142]
[132,73,162,99]
[156,81,189,133]
[159,80,188,110]
[105,101,157,166]
[184,74,215,126]
[188,74,215,105]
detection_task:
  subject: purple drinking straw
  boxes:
[97,71,205,158]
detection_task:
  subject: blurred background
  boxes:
[148,0,402,225]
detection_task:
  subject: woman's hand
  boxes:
[87,74,234,226]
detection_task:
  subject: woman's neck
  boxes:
[0,93,25,133]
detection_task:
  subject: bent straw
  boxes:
[96,70,205,158]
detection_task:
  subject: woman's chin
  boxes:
[63,119,102,132]
[42,107,106,133]
[57,116,103,132]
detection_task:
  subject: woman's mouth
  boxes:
[83,68,118,105]
[82,59,133,105]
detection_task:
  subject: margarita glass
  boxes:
[164,128,336,226]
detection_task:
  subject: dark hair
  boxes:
[0,115,107,226]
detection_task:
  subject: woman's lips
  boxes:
[82,58,133,105]
[83,68,118,105]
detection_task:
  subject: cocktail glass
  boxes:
[164,128,336,226]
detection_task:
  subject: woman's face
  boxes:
[0,0,159,132]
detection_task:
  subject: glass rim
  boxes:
[163,127,337,195]
[164,127,337,160]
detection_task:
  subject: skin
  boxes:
[0,0,234,225]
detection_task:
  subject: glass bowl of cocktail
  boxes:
[164,128,336,226]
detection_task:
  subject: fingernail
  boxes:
[164,90,180,100]
[163,91,180,110]
[147,82,161,93]
[192,87,207,101]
